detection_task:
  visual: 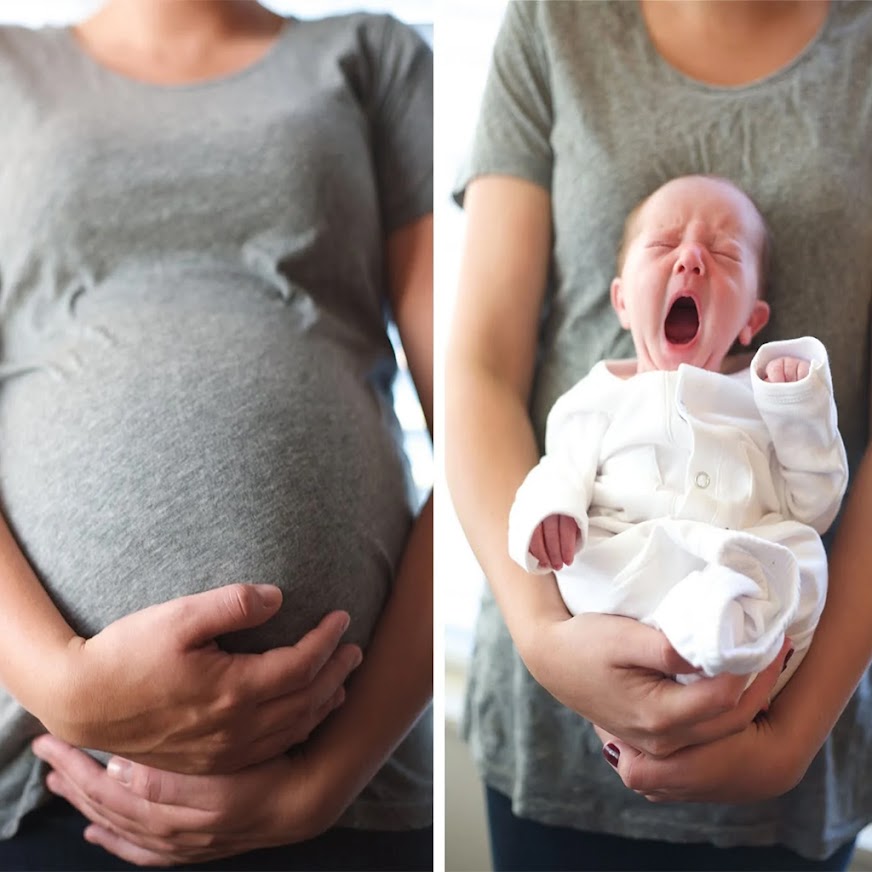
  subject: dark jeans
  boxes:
[0,797,433,871]
[486,786,856,872]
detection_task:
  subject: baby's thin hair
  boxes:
[615,174,772,298]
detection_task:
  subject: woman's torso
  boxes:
[0,14,433,836]
[460,0,872,857]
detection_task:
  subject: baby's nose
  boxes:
[674,244,705,276]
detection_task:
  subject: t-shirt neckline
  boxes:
[633,0,835,94]
[56,17,296,93]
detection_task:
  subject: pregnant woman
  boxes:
[0,1,433,869]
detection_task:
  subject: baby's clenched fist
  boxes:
[763,356,810,383]
[529,514,580,570]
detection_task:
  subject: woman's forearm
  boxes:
[444,178,568,656]
[0,513,80,715]
[293,492,433,823]
[769,445,872,777]
[445,363,570,654]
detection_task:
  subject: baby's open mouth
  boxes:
[664,296,699,344]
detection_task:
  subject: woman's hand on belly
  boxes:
[42,584,362,774]
[32,736,338,866]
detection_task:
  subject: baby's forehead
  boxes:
[639,179,761,239]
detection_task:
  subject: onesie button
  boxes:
[695,472,711,489]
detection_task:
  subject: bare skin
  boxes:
[72,0,285,86]
[641,0,830,87]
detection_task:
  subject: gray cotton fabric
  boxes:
[0,12,432,837]
[456,0,872,859]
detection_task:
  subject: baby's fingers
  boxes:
[764,358,788,382]
[764,356,810,383]
[542,516,565,569]
[530,524,550,568]
[558,515,579,566]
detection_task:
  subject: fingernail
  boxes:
[351,649,363,669]
[602,743,620,768]
[255,585,281,609]
[781,649,795,673]
[107,759,132,784]
[340,612,351,633]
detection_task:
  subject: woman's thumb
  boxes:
[173,584,283,646]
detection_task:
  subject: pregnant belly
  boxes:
[0,280,412,653]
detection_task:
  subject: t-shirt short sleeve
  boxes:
[365,15,433,233]
[454,0,553,207]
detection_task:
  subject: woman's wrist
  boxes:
[495,569,572,671]
[33,635,104,747]
[10,633,84,741]
[273,745,354,841]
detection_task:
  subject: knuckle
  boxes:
[152,843,185,865]
[639,711,667,737]
[282,716,312,745]
[714,684,743,713]
[215,688,244,716]
[657,640,682,674]
[290,727,312,746]
[289,712,316,743]
[224,584,252,621]
[342,644,361,670]
[148,818,176,840]
[622,769,646,792]
[296,657,319,686]
[299,717,316,741]
[621,759,651,793]
[192,754,216,775]
[139,770,165,804]
[643,738,673,760]
[203,810,226,832]
[81,781,103,805]
[188,831,218,849]
[213,726,236,750]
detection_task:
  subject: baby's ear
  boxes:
[738,300,770,346]
[610,278,631,329]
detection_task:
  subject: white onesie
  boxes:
[509,337,848,694]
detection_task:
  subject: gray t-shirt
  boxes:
[457,0,872,859]
[0,13,432,837]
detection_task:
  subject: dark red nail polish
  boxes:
[602,743,620,767]
[782,649,795,673]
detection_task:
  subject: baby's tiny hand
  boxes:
[764,356,810,383]
[529,514,580,570]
